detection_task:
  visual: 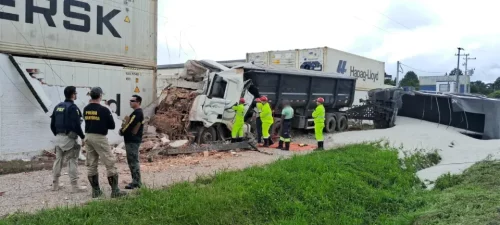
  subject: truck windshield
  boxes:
[208,74,227,98]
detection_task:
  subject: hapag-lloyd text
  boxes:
[350,66,379,82]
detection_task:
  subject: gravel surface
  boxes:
[0,148,298,217]
[2,116,499,216]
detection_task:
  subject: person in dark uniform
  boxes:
[83,87,126,198]
[276,100,294,151]
[120,95,145,189]
[50,86,86,193]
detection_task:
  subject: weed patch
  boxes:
[413,161,500,224]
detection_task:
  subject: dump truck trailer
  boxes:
[242,63,356,133]
[182,62,406,144]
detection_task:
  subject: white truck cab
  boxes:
[189,68,255,143]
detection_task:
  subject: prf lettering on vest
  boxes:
[85,111,100,121]
[56,107,65,112]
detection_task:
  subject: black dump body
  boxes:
[346,88,405,128]
[239,64,357,119]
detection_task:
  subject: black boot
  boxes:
[108,174,127,198]
[276,140,283,149]
[125,171,142,190]
[283,142,290,151]
[269,138,274,146]
[314,141,323,151]
[314,141,324,151]
[88,175,103,198]
[263,138,269,147]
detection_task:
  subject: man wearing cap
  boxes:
[50,86,86,193]
[277,100,294,151]
[231,98,246,142]
[312,97,325,151]
[260,96,274,147]
[83,87,126,198]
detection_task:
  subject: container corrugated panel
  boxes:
[269,50,296,69]
[298,48,325,71]
[246,52,269,66]
[14,56,154,117]
[0,0,157,68]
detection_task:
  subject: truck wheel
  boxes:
[324,116,336,133]
[374,120,389,129]
[196,127,217,144]
[336,116,348,132]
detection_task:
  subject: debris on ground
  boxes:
[150,87,199,142]
[264,143,317,151]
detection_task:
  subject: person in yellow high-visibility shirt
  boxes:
[312,97,325,151]
[254,98,263,144]
[260,96,274,147]
[231,98,246,143]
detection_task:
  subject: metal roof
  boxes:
[158,59,246,69]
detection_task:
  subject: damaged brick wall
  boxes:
[150,87,198,141]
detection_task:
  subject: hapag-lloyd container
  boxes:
[246,47,385,91]
[0,0,157,68]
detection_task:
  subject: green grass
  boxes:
[411,161,500,225]
[1,143,433,225]
[2,143,499,225]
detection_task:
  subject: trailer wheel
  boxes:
[324,116,336,133]
[336,116,348,132]
[196,127,217,144]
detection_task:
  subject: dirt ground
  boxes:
[0,146,310,217]
[0,125,344,218]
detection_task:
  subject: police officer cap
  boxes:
[90,87,103,95]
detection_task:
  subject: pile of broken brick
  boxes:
[112,87,199,161]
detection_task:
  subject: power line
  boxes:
[351,15,392,34]
[400,63,447,74]
[373,10,413,31]
[37,13,61,102]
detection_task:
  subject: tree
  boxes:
[470,81,490,95]
[449,68,463,76]
[399,71,420,90]
[384,78,396,86]
[488,90,500,98]
[492,77,500,91]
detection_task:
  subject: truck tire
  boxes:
[196,126,217,144]
[324,116,336,133]
[336,116,348,132]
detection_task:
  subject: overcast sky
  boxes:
[156,0,499,83]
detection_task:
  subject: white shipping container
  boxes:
[246,51,268,66]
[14,56,155,118]
[246,47,385,91]
[269,50,296,69]
[0,0,157,68]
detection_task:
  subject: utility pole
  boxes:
[395,61,403,87]
[463,54,476,76]
[455,47,464,93]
